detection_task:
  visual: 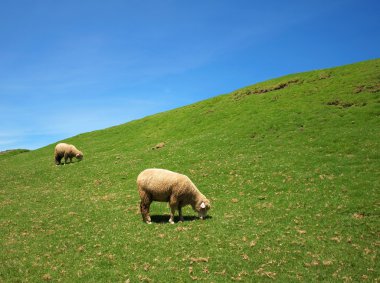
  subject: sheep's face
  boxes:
[197,200,211,219]
[76,153,83,160]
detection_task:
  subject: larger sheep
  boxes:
[137,168,211,224]
[54,143,83,165]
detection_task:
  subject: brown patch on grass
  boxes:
[77,245,85,252]
[297,229,307,235]
[323,260,333,266]
[190,257,209,264]
[231,270,248,281]
[233,79,302,100]
[318,72,331,80]
[138,275,152,282]
[352,213,365,219]
[152,142,165,150]
[42,274,52,281]
[354,83,380,94]
[256,202,274,209]
[304,260,320,267]
[0,199,13,207]
[214,269,226,276]
[331,236,342,243]
[254,268,277,279]
[105,254,115,261]
[326,100,355,108]
[202,266,210,274]
[250,240,258,247]
[176,226,190,232]
[143,263,151,271]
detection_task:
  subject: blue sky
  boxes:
[1,0,379,151]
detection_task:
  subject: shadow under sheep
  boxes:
[149,214,212,224]
[56,160,82,165]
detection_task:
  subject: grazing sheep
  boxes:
[54,143,83,165]
[137,168,211,224]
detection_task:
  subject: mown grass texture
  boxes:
[1,59,379,282]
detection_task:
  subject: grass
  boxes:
[0,149,30,160]
[1,59,379,282]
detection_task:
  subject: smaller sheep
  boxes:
[54,143,83,165]
[137,168,211,224]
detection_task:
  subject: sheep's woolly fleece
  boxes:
[137,168,211,224]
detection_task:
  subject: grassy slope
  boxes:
[1,59,379,282]
[0,149,30,160]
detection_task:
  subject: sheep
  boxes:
[54,143,83,165]
[137,168,211,224]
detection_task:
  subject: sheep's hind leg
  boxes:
[178,205,184,222]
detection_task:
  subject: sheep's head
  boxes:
[196,199,211,219]
[76,152,83,160]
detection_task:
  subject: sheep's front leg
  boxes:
[169,196,180,224]
[55,155,62,165]
[169,206,176,224]
[64,153,69,164]
[140,201,152,224]
[139,191,152,224]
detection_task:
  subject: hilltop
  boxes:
[0,149,29,158]
[1,59,379,282]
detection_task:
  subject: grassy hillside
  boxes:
[0,149,30,160]
[1,59,379,282]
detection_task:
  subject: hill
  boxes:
[0,149,30,159]
[1,59,379,282]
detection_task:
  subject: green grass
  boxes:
[0,149,30,160]
[1,59,379,282]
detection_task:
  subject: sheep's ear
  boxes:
[200,202,206,209]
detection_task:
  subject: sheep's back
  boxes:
[137,169,192,200]
[55,143,77,155]
[55,143,69,154]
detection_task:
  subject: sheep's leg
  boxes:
[178,206,184,222]
[169,197,178,224]
[64,153,69,164]
[55,155,62,165]
[169,206,176,224]
[140,201,152,224]
[139,191,152,224]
